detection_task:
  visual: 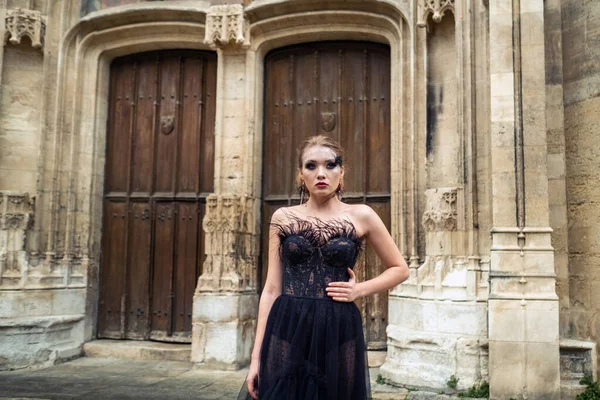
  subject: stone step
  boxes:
[83,340,191,362]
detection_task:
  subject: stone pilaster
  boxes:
[488,1,559,398]
[192,4,257,369]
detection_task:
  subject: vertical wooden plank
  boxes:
[178,57,203,194]
[131,57,158,194]
[340,47,366,195]
[173,202,198,334]
[318,47,340,139]
[105,63,134,194]
[98,201,127,338]
[151,202,175,337]
[155,56,181,194]
[125,202,152,339]
[367,49,391,195]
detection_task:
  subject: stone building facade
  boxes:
[0,0,598,399]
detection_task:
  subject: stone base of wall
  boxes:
[381,298,488,390]
[191,292,258,370]
[0,315,84,371]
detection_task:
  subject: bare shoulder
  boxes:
[344,204,381,236]
[345,203,378,221]
[270,205,301,224]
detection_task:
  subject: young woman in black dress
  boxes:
[240,135,409,400]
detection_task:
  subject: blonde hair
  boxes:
[296,135,345,201]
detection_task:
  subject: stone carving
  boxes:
[0,192,35,283]
[197,194,256,292]
[422,188,458,232]
[204,4,249,48]
[415,188,471,300]
[5,8,46,50]
[417,0,456,27]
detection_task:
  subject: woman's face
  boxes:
[300,145,344,200]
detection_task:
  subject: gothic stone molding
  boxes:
[4,8,46,50]
[197,194,256,293]
[0,192,34,233]
[417,0,456,28]
[0,192,35,282]
[204,4,249,48]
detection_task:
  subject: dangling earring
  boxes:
[336,181,344,201]
[299,182,306,205]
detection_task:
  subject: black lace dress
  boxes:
[238,217,370,400]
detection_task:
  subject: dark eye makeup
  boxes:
[304,160,339,170]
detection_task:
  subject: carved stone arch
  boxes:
[247,7,414,257]
[43,8,215,342]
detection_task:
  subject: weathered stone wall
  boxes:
[561,0,600,359]
[0,42,42,194]
[426,15,458,188]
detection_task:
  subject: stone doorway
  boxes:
[261,41,392,349]
[98,50,217,342]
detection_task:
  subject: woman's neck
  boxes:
[303,195,343,214]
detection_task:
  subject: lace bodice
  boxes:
[274,216,363,299]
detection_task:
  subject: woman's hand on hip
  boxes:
[326,268,361,302]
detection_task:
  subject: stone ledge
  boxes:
[83,340,191,362]
[0,314,84,329]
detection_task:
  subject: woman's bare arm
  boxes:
[326,204,409,301]
[250,209,284,361]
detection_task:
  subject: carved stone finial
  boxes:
[417,0,456,28]
[5,8,46,50]
[204,4,249,48]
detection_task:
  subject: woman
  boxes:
[239,135,409,400]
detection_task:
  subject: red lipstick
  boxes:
[315,182,328,188]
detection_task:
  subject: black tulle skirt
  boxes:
[238,294,370,400]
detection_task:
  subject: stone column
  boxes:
[191,4,258,370]
[488,0,559,398]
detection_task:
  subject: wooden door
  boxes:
[98,50,217,342]
[262,42,391,349]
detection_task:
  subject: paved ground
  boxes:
[0,357,471,400]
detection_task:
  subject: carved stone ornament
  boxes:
[4,8,46,50]
[422,188,459,232]
[0,191,35,232]
[417,0,456,28]
[321,112,336,132]
[204,4,248,48]
[160,115,175,135]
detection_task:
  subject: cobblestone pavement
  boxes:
[0,357,472,400]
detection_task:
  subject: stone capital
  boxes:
[204,4,249,49]
[4,8,46,50]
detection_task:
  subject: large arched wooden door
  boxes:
[262,42,391,349]
[98,50,217,342]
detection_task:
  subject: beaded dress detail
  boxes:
[238,216,370,400]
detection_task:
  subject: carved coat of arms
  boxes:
[321,112,336,132]
[161,116,175,135]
